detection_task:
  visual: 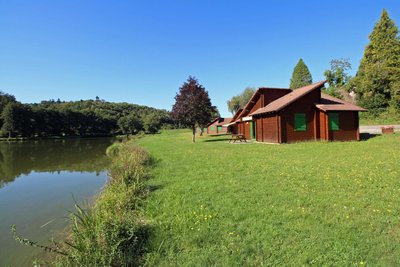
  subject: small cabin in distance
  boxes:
[207,117,232,134]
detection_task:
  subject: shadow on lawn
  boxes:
[360,133,380,141]
[203,138,229,143]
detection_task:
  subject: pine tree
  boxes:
[290,59,313,89]
[352,9,400,113]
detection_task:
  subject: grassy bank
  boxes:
[51,140,154,266]
[137,130,400,266]
[360,111,400,125]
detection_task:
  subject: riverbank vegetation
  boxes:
[0,91,175,139]
[135,130,400,266]
[10,139,154,265]
[51,140,154,266]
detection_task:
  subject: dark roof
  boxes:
[316,93,367,112]
[250,81,326,116]
[207,117,232,127]
[237,87,291,119]
[216,118,232,126]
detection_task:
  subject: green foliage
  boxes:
[323,58,352,99]
[117,114,143,135]
[226,87,255,115]
[143,113,161,134]
[0,91,17,128]
[0,93,175,138]
[352,9,400,113]
[137,130,400,266]
[1,102,34,138]
[359,109,400,125]
[290,58,313,89]
[55,142,153,266]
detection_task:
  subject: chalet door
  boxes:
[250,121,256,140]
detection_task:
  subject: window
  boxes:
[217,126,222,131]
[294,113,306,131]
[329,112,339,131]
[211,126,215,131]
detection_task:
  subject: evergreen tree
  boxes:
[352,9,400,113]
[290,59,313,89]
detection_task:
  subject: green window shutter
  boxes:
[211,126,215,131]
[329,113,339,131]
[217,126,222,131]
[294,113,306,131]
[203,128,207,131]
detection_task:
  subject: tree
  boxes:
[0,91,17,128]
[290,59,313,89]
[227,87,255,115]
[117,114,143,135]
[172,76,214,142]
[323,59,352,99]
[1,102,33,138]
[352,9,400,113]
[143,113,161,134]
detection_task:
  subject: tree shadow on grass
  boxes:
[360,133,380,141]
[203,138,229,143]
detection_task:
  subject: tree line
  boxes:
[0,92,176,138]
[227,9,400,117]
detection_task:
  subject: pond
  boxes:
[0,138,114,266]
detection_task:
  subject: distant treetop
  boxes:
[290,59,313,89]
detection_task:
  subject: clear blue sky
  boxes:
[1,1,399,117]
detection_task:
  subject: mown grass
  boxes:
[137,130,400,266]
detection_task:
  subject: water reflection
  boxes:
[0,138,114,188]
[0,138,115,266]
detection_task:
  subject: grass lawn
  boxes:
[137,130,400,266]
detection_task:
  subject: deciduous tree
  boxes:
[226,87,255,115]
[172,76,214,142]
[323,58,352,99]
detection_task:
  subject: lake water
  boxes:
[0,138,114,266]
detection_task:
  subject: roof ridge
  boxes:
[250,80,326,116]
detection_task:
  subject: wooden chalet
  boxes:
[223,108,243,134]
[234,81,366,143]
[207,117,232,134]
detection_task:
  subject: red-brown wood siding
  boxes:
[328,111,359,141]
[207,121,219,135]
[254,114,279,143]
[243,121,251,140]
[256,117,263,142]
[280,89,320,143]
[249,97,263,115]
[319,111,328,140]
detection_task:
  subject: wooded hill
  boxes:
[0,92,175,138]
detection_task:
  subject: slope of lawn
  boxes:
[137,130,400,266]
